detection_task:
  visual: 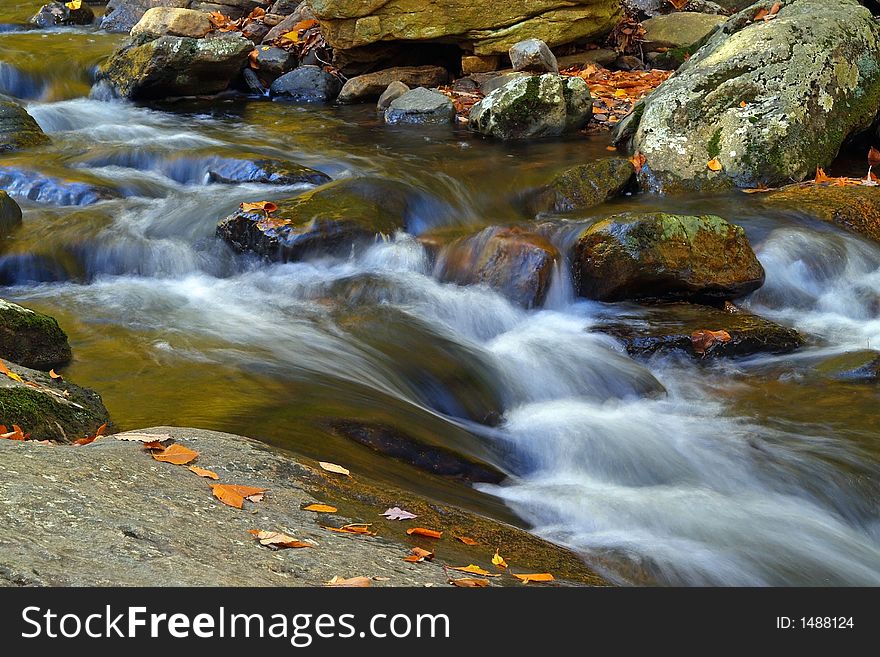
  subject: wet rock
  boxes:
[204,155,331,186]
[596,302,804,359]
[30,1,95,28]
[252,46,296,82]
[269,65,342,103]
[625,0,880,191]
[0,63,44,101]
[311,0,622,56]
[642,12,724,49]
[384,87,455,125]
[0,358,109,442]
[337,65,449,104]
[556,48,618,69]
[262,2,316,43]
[270,0,302,14]
[217,177,415,261]
[189,0,262,18]
[535,157,635,213]
[479,71,529,95]
[573,212,765,302]
[0,101,50,153]
[427,225,560,308]
[0,191,22,239]
[612,54,644,71]
[509,38,559,74]
[814,350,880,382]
[130,7,213,40]
[101,0,191,34]
[0,299,72,371]
[241,20,270,43]
[469,73,592,140]
[376,81,409,111]
[461,54,500,75]
[761,185,880,244]
[0,166,117,206]
[97,33,253,100]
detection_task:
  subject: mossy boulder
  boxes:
[0,299,72,371]
[760,184,880,244]
[814,350,880,382]
[534,157,635,213]
[97,33,253,100]
[625,0,880,191]
[0,191,22,239]
[573,212,765,301]
[204,155,331,186]
[0,358,109,442]
[596,302,803,359]
[217,177,416,261]
[0,101,49,154]
[468,73,592,140]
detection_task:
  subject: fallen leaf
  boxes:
[1,425,27,441]
[739,101,748,108]
[189,466,219,480]
[449,577,489,587]
[73,422,107,446]
[769,1,782,15]
[403,547,434,563]
[629,151,646,172]
[249,529,313,549]
[455,536,479,546]
[319,461,351,477]
[707,158,723,172]
[152,443,199,465]
[0,361,24,383]
[142,441,167,451]
[49,369,62,381]
[323,523,377,536]
[380,506,417,521]
[65,0,82,9]
[512,572,555,584]
[815,167,834,184]
[116,432,173,443]
[691,329,732,356]
[210,484,267,509]
[605,145,617,152]
[669,0,688,9]
[869,146,880,168]
[239,201,278,215]
[449,564,500,577]
[303,503,338,513]
[754,8,769,21]
[325,575,371,587]
[492,550,508,569]
[406,527,442,539]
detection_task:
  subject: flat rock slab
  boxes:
[0,427,604,586]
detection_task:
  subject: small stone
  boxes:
[254,46,297,82]
[269,65,342,103]
[509,38,558,74]
[376,81,410,111]
[30,1,94,28]
[384,87,455,125]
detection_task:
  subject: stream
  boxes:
[2,7,879,586]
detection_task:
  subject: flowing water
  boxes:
[2,7,879,585]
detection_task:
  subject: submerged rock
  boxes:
[101,0,191,33]
[130,7,213,40]
[0,358,109,442]
[760,185,880,244]
[509,38,559,74]
[596,302,803,359]
[624,0,880,190]
[0,166,117,206]
[814,350,880,382]
[469,73,592,140]
[383,87,455,125]
[204,156,331,186]
[428,225,560,308]
[0,299,72,371]
[269,65,342,103]
[0,191,22,239]
[0,101,50,153]
[573,212,765,302]
[337,66,449,104]
[217,177,415,261]
[535,157,635,213]
[30,1,95,28]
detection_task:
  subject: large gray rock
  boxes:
[252,45,297,82]
[337,66,449,104]
[97,33,253,100]
[30,1,95,27]
[0,191,22,239]
[101,0,191,34]
[0,101,50,153]
[625,0,880,190]
[129,7,213,40]
[376,81,409,111]
[0,299,72,370]
[573,212,765,302]
[469,73,592,140]
[269,65,342,102]
[509,38,559,74]
[384,87,454,125]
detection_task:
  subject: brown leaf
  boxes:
[142,440,167,451]
[403,547,434,563]
[325,575,372,587]
[303,503,337,513]
[406,527,442,539]
[318,461,351,477]
[49,369,63,381]
[707,158,723,172]
[754,8,769,21]
[691,329,732,356]
[769,1,782,15]
[449,564,500,577]
[449,577,490,587]
[211,484,267,509]
[1,425,27,441]
[512,572,555,584]
[455,536,479,546]
[323,523,377,536]
[629,151,646,172]
[249,529,313,549]
[152,443,199,465]
[868,146,880,168]
[189,465,219,480]
[239,201,278,215]
[72,422,107,446]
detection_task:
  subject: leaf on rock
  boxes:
[0,425,27,441]
[49,369,62,381]
[318,461,351,477]
[492,550,508,569]
[691,329,732,356]
[325,575,371,587]
[65,0,82,9]
[512,572,555,584]
[240,201,278,215]
[449,577,489,587]
[249,529,314,549]
[323,523,376,536]
[73,422,107,446]
[629,151,646,172]
[868,146,880,168]
[303,503,337,513]
[0,361,24,383]
[753,8,769,21]
[380,506,417,521]
[450,564,499,577]
[406,527,442,539]
[189,466,219,480]
[152,443,199,465]
[454,536,479,546]
[211,484,267,509]
[403,547,434,563]
[769,1,782,15]
[707,158,723,172]
[116,432,173,443]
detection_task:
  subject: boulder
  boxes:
[0,358,109,442]
[0,299,72,371]
[479,71,529,95]
[760,185,880,244]
[641,12,724,49]
[30,1,95,28]
[428,225,560,308]
[509,38,559,74]
[337,66,449,104]
[0,166,117,206]
[625,0,880,190]
[376,81,409,111]
[0,101,50,153]
[0,191,22,239]
[204,156,331,186]
[461,55,500,75]
[252,46,297,82]
[535,157,635,213]
[217,177,415,261]
[469,73,592,140]
[596,302,803,359]
[97,33,253,100]
[130,7,213,40]
[269,65,342,102]
[572,212,765,302]
[101,0,191,34]
[814,350,880,382]
[310,0,622,56]
[384,87,455,125]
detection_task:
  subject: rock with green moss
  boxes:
[0,191,22,239]
[96,33,253,100]
[625,0,880,191]
[468,74,592,140]
[0,101,50,154]
[813,350,880,382]
[573,212,765,301]
[0,358,109,442]
[535,157,635,213]
[642,12,724,50]
[217,177,416,261]
[0,299,72,371]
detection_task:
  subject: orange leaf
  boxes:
[73,435,97,446]
[403,547,434,563]
[142,440,167,451]
[189,465,219,480]
[455,536,479,546]
[239,201,278,215]
[605,145,617,152]
[303,503,337,513]
[691,329,732,356]
[449,564,500,577]
[512,572,555,584]
[769,1,782,15]
[0,361,24,383]
[152,443,199,465]
[629,151,646,172]
[449,577,489,587]
[49,369,62,381]
[323,523,376,536]
[739,101,748,108]
[325,576,371,587]
[707,158,723,172]
[754,8,769,21]
[210,484,266,509]
[868,146,880,168]
[406,527,442,539]
[249,529,313,549]
[492,550,508,569]
[318,461,351,477]
[1,425,27,441]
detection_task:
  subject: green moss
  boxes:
[492,75,543,135]
[0,304,66,338]
[707,127,723,159]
